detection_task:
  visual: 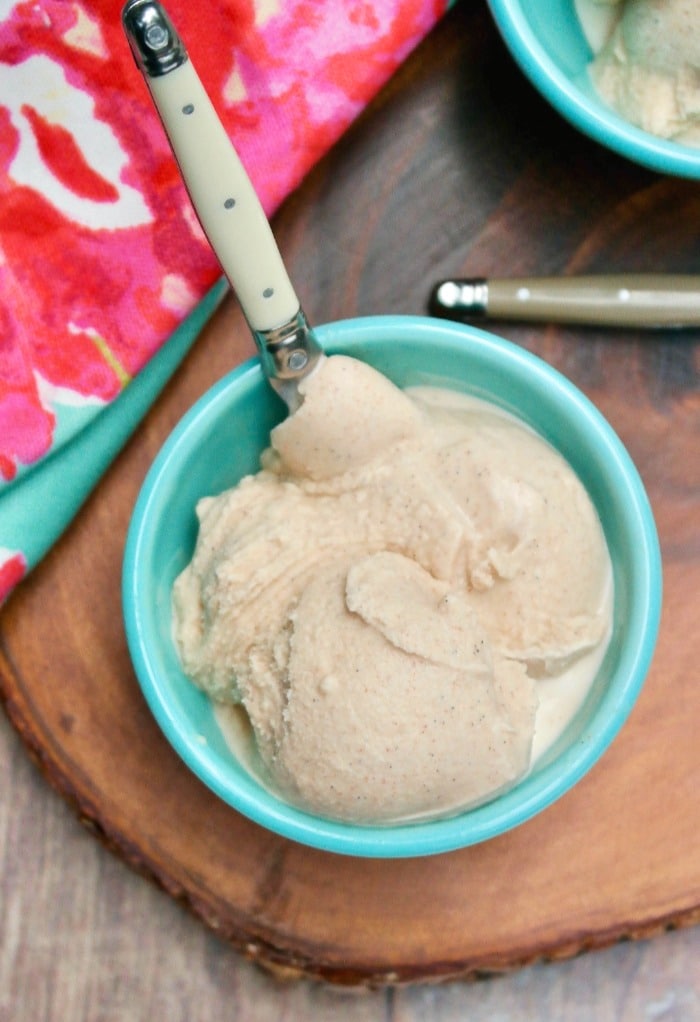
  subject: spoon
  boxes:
[122,0,324,411]
[429,274,700,329]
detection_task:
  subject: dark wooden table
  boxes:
[2,3,699,1016]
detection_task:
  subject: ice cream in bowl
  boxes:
[487,0,700,178]
[122,314,662,857]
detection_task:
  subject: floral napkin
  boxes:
[0,0,448,603]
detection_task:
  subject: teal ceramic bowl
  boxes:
[122,316,661,858]
[488,0,700,179]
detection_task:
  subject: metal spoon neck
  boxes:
[253,309,325,411]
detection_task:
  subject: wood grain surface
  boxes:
[1,0,699,996]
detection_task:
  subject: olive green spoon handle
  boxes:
[429,275,700,328]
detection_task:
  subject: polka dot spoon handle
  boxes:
[122,0,323,410]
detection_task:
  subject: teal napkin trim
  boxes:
[1,279,227,587]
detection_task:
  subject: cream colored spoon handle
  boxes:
[147,62,301,333]
[122,0,323,408]
[431,276,700,328]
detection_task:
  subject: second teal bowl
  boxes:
[488,0,700,178]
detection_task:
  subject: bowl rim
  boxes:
[487,0,700,179]
[123,315,662,858]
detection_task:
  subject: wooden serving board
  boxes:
[1,3,699,986]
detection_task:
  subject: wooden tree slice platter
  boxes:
[1,3,698,987]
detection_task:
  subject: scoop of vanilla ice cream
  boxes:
[410,387,610,673]
[268,354,423,481]
[589,0,700,143]
[173,356,611,823]
[268,553,536,821]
